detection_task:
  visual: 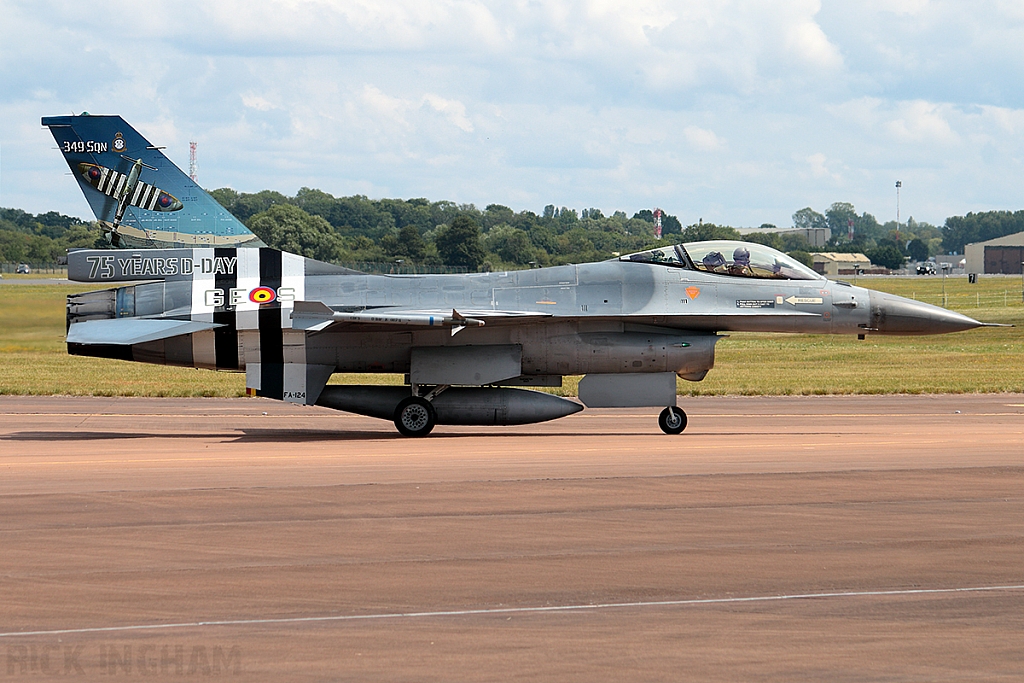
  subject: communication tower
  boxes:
[653,208,663,239]
[895,180,902,241]
[189,140,198,182]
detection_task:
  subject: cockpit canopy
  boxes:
[620,240,823,281]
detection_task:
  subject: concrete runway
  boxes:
[1,394,1023,681]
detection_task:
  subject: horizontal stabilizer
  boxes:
[66,318,221,346]
[290,301,337,331]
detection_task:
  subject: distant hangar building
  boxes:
[810,252,872,276]
[964,231,1024,274]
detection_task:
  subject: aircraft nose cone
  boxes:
[868,291,983,335]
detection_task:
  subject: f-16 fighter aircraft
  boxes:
[45,114,1000,436]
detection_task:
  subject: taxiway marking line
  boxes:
[2,584,1023,638]
[5,432,1024,466]
[3,439,998,467]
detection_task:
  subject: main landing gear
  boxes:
[393,385,687,437]
[393,384,448,437]
[394,397,436,437]
[658,406,687,435]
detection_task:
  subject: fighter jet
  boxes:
[46,115,1001,436]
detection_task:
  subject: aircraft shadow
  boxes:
[230,429,403,442]
[3,429,662,444]
[3,431,235,441]
[230,429,654,441]
[1,429,399,443]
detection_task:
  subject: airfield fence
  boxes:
[904,291,1024,308]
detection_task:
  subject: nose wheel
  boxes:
[394,396,437,437]
[658,406,687,434]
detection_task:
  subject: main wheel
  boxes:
[658,406,687,434]
[394,397,436,437]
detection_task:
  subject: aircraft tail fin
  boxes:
[42,114,263,249]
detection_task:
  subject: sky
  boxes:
[3,0,1024,228]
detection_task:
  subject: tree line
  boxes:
[2,191,1023,271]
[0,208,100,264]
[210,188,692,271]
[210,190,951,272]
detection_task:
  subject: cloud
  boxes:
[860,0,931,16]
[4,0,1024,227]
[360,85,412,127]
[885,100,959,144]
[422,94,473,133]
[784,16,843,71]
[805,152,839,181]
[683,126,723,152]
[242,95,276,112]
[828,97,960,145]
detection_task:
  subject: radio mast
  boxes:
[189,140,198,182]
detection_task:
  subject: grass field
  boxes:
[0,271,68,280]
[1,276,1021,397]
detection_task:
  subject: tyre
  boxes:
[394,396,436,437]
[658,406,687,434]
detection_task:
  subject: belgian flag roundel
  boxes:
[249,286,277,304]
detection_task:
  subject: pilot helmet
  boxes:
[732,246,751,266]
[703,251,726,268]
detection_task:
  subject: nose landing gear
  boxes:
[658,406,687,434]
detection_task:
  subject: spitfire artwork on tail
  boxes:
[78,157,183,244]
[44,114,1008,436]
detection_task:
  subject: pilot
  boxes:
[730,246,752,275]
[702,251,726,271]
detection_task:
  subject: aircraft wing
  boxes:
[290,300,828,333]
[291,301,553,333]
[290,300,825,338]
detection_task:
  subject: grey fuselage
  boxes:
[65,244,984,408]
